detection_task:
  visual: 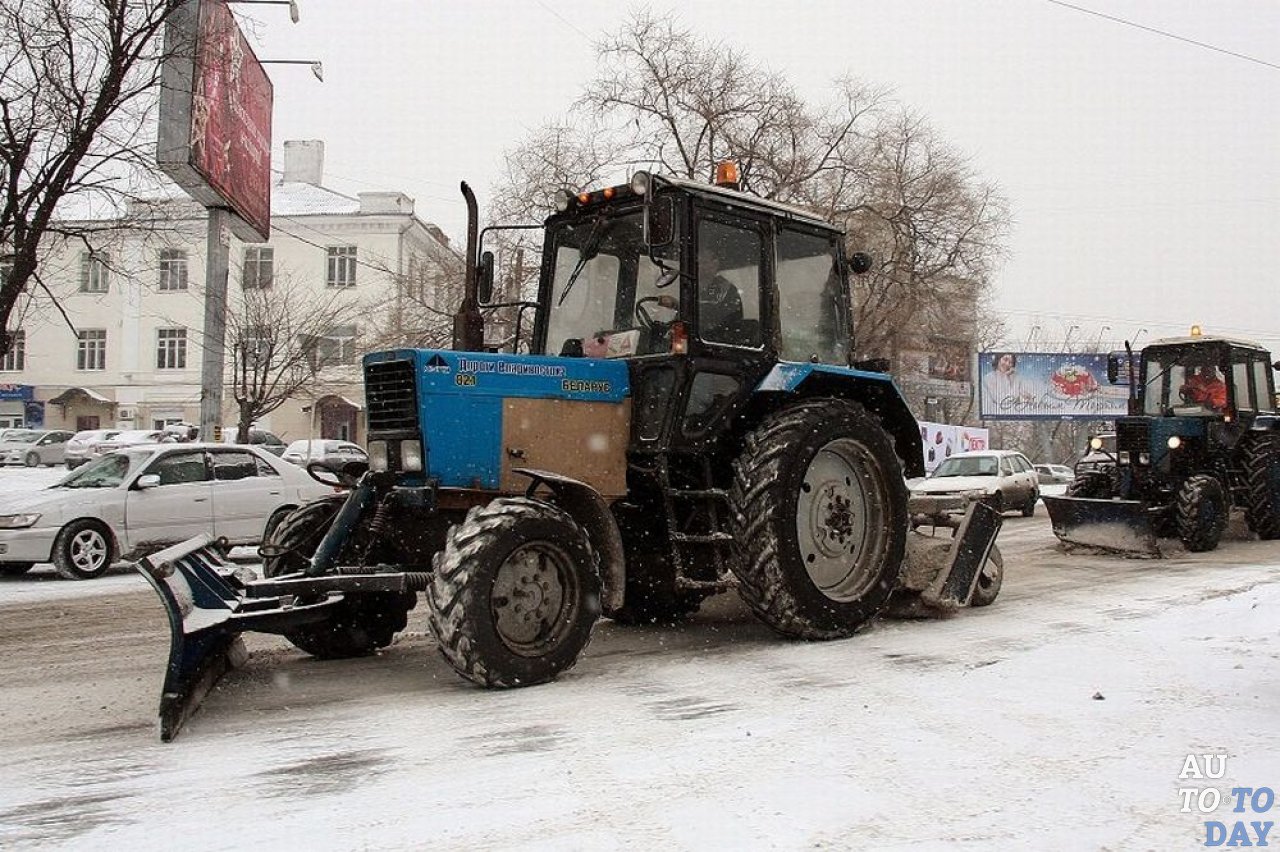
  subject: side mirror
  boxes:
[848,252,873,275]
[136,473,160,489]
[643,195,674,248]
[478,251,495,304]
[1107,355,1119,384]
[1273,360,1280,371]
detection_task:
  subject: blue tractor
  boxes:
[137,168,1000,739]
[1044,333,1280,555]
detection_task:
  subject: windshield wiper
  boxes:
[557,215,610,307]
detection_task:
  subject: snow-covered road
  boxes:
[0,493,1277,849]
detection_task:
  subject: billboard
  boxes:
[918,421,989,474]
[978,352,1130,420]
[157,0,273,242]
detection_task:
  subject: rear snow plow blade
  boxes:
[1042,495,1161,556]
[135,536,345,741]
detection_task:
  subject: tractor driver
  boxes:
[697,247,748,346]
[1181,365,1227,411]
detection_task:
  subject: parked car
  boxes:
[64,429,121,469]
[0,429,75,467]
[910,449,1040,516]
[87,429,171,460]
[1074,432,1117,478]
[230,429,287,456]
[1034,463,1076,485]
[0,443,333,579]
[282,439,368,469]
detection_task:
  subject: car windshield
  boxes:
[932,456,999,477]
[55,452,143,489]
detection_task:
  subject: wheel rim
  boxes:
[490,541,580,657]
[69,528,108,574]
[795,437,889,602]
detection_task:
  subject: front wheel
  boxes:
[1021,493,1037,517]
[729,398,907,640]
[24,451,39,468]
[52,520,115,580]
[1176,474,1227,553]
[262,495,417,659]
[426,497,601,687]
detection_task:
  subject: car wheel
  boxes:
[1021,492,1037,517]
[24,451,39,467]
[52,519,115,580]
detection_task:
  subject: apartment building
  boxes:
[3,140,454,444]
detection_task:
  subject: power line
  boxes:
[1044,1,1280,71]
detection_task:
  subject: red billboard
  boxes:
[158,0,273,242]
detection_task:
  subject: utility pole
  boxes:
[199,208,231,441]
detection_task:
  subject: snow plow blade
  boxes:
[1042,495,1161,556]
[134,536,343,742]
[919,499,1002,610]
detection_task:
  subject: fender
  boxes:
[754,362,925,478]
[512,467,625,612]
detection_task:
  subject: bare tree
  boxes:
[0,0,182,356]
[362,247,464,352]
[224,275,365,443]
[491,10,1010,368]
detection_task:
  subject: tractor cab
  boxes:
[1134,336,1277,422]
[528,167,868,452]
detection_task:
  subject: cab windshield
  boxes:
[543,208,681,359]
[1142,345,1231,416]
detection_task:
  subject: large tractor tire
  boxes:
[1066,472,1111,499]
[729,398,907,640]
[262,495,417,659]
[1242,433,1280,539]
[426,497,601,688]
[1176,474,1228,553]
[606,551,707,625]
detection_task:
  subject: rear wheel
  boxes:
[52,520,114,580]
[426,497,601,687]
[1242,433,1280,539]
[1176,474,1227,553]
[262,495,416,659]
[0,562,34,576]
[729,399,906,640]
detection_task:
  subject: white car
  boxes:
[282,439,368,468]
[0,443,333,579]
[0,429,75,467]
[1034,463,1076,485]
[64,429,122,469]
[911,449,1040,516]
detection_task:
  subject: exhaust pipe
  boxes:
[452,182,485,351]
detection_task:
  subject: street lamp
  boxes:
[1095,325,1111,349]
[228,0,300,23]
[261,59,324,82]
[1063,324,1081,349]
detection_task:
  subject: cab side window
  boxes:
[696,218,762,348]
[777,228,847,364]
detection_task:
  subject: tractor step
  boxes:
[675,574,737,593]
[664,487,729,501]
[669,531,735,544]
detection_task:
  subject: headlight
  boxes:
[1090,437,1103,450]
[400,440,424,473]
[962,488,989,498]
[1118,451,1130,465]
[0,513,41,529]
[367,440,388,472]
[1167,436,1182,449]
[552,188,575,212]
[630,170,652,195]
[1138,453,1150,465]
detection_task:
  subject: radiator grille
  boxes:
[1117,422,1150,454]
[365,359,419,433]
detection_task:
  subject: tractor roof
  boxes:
[660,175,844,234]
[1147,335,1268,351]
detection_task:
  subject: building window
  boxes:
[80,253,110,293]
[243,246,274,289]
[327,246,357,288]
[77,329,107,371]
[304,324,359,369]
[157,328,187,369]
[1,330,24,371]
[158,249,189,291]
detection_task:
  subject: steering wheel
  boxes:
[635,295,676,330]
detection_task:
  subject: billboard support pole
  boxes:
[199,208,230,441]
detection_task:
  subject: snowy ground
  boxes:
[0,471,1277,849]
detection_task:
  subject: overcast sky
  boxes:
[245,0,1280,352]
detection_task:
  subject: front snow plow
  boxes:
[1042,495,1162,556]
[135,535,428,741]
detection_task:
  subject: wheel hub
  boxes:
[491,543,574,656]
[795,439,885,602]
